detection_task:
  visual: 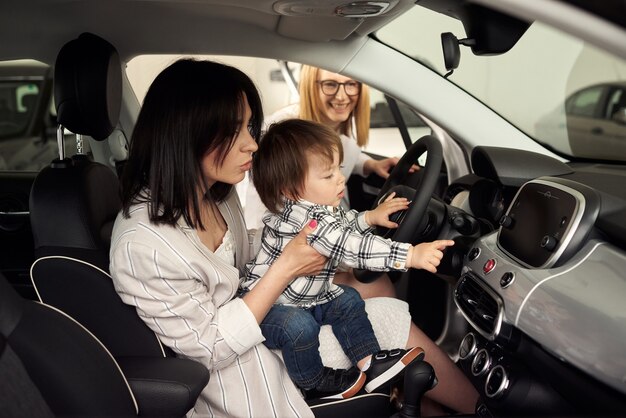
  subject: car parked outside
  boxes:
[0,60,80,172]
[535,82,626,160]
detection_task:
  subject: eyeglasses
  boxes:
[317,80,361,96]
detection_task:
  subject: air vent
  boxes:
[443,184,468,204]
[455,273,502,340]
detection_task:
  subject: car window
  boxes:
[0,81,40,139]
[377,6,626,162]
[0,60,79,172]
[606,88,625,118]
[366,88,431,160]
[127,55,431,160]
[567,86,603,117]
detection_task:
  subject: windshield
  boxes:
[377,5,626,163]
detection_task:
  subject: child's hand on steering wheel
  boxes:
[364,192,410,228]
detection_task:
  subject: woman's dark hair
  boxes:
[120,59,263,229]
[253,118,343,213]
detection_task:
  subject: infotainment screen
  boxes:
[497,181,581,268]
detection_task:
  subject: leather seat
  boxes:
[26,33,211,417]
[0,271,209,417]
[0,271,139,416]
[29,32,166,358]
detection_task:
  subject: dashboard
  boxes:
[443,147,626,416]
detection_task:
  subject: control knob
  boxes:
[485,365,510,399]
[540,235,558,251]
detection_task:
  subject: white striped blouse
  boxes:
[109,189,314,417]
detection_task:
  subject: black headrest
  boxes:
[54,32,122,141]
[30,156,121,263]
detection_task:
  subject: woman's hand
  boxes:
[363,157,419,179]
[242,220,327,323]
[364,192,410,228]
[406,240,455,273]
[276,219,327,279]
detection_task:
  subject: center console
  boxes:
[450,176,625,416]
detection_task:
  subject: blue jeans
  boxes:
[260,285,380,389]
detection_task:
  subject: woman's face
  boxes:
[201,95,258,187]
[316,69,360,131]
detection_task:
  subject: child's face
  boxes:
[299,146,346,207]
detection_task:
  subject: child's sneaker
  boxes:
[305,366,366,400]
[364,347,425,393]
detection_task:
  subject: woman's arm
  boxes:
[242,220,325,322]
[111,240,259,371]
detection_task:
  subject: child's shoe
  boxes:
[364,347,425,393]
[305,366,366,400]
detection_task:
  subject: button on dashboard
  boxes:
[483,259,496,274]
[468,247,481,261]
[485,365,509,399]
[500,272,515,288]
[458,333,478,360]
[471,348,491,377]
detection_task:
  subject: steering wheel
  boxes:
[354,135,443,283]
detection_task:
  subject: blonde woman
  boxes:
[267,65,399,199]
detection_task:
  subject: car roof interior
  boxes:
[4,0,626,66]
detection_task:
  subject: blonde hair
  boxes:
[298,65,370,147]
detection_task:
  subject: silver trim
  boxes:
[471,348,491,377]
[485,365,509,399]
[454,274,504,341]
[57,125,66,160]
[497,179,586,269]
[0,211,29,216]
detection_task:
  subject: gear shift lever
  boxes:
[393,360,438,417]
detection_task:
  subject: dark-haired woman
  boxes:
[109,59,417,417]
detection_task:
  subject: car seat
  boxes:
[0,271,210,417]
[29,32,167,359]
[4,267,438,417]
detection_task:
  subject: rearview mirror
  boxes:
[441,32,460,72]
[440,32,475,78]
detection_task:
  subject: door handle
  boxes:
[591,127,603,135]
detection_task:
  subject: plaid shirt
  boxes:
[241,199,411,307]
